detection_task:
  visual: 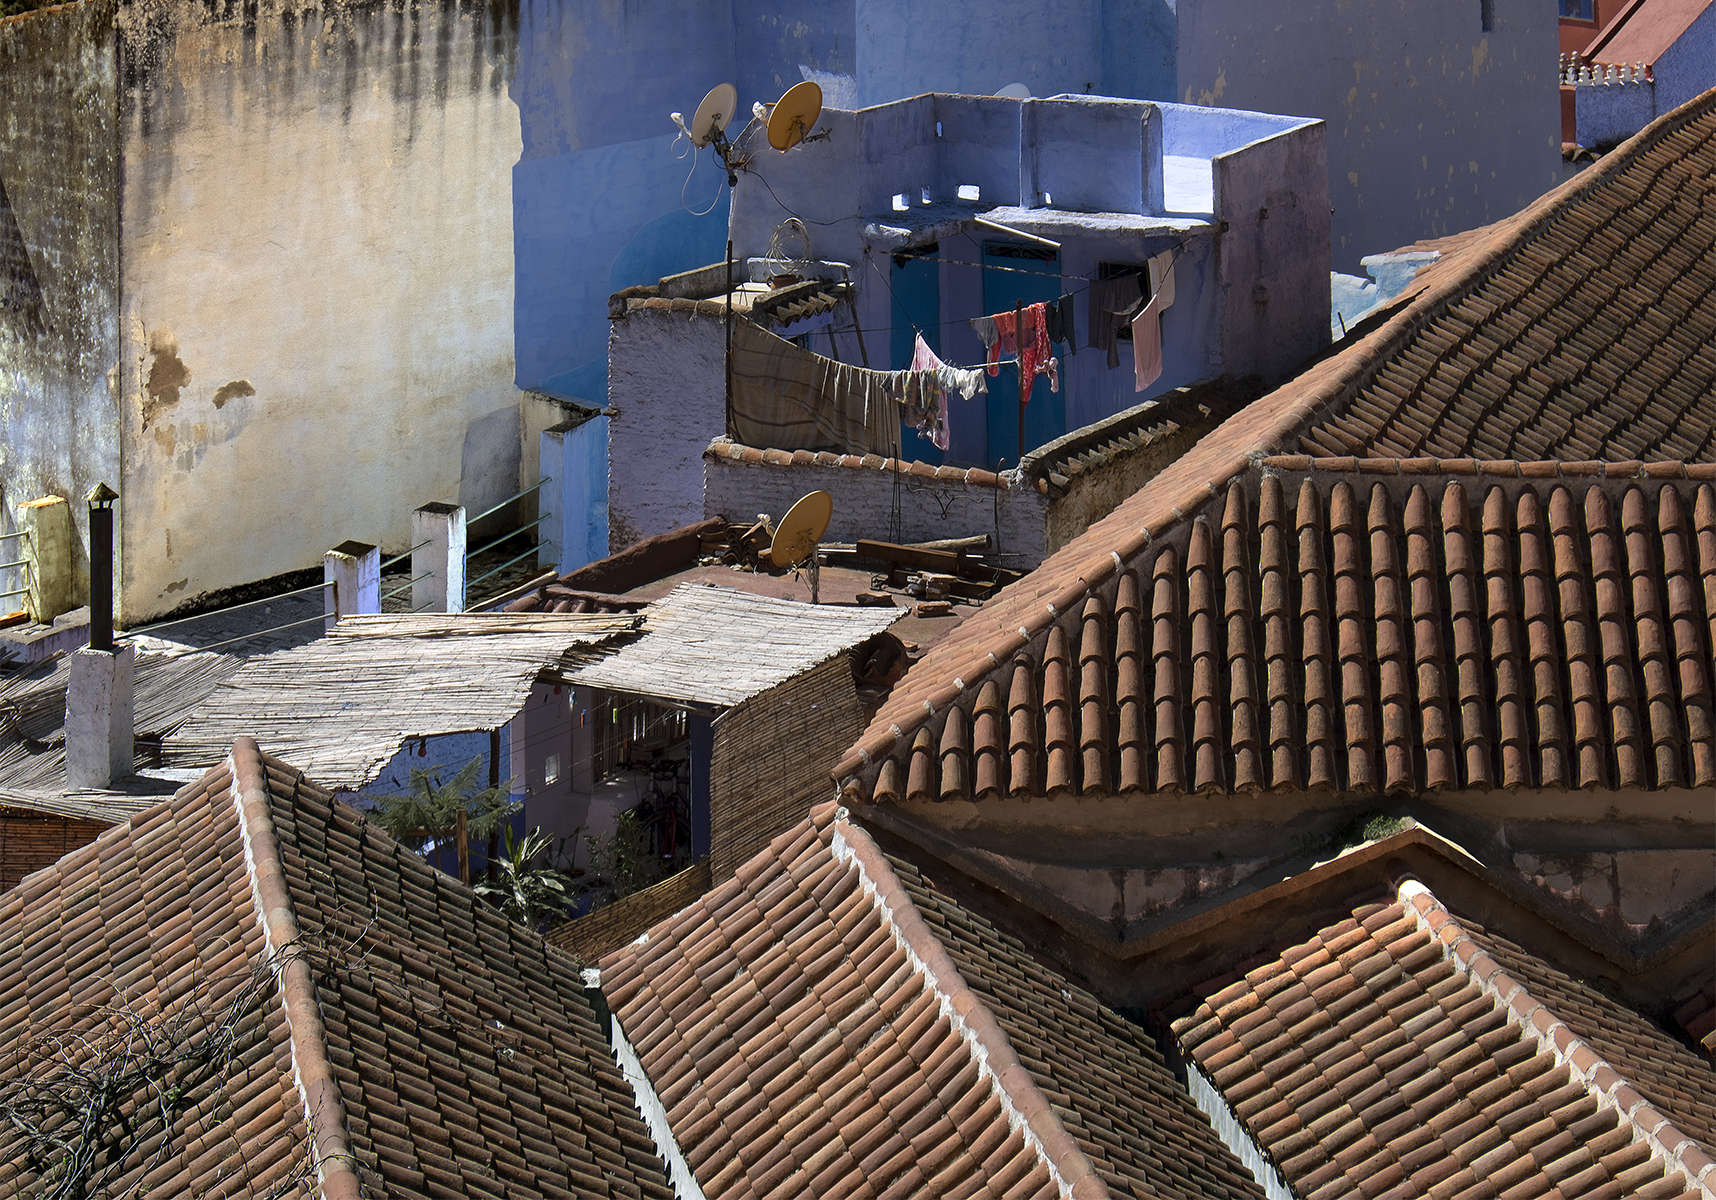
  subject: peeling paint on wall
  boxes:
[142,327,189,426]
[211,379,254,408]
[0,0,120,606]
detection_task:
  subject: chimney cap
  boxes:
[86,482,118,507]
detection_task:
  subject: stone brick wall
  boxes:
[1043,419,1214,554]
[0,809,110,893]
[0,1,121,587]
[707,655,864,882]
[703,449,1053,567]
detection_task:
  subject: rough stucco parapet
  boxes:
[113,0,524,621]
[0,0,120,605]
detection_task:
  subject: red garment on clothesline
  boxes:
[986,303,1057,408]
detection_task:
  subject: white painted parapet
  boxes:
[411,503,466,613]
[323,540,381,631]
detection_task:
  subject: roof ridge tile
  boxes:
[226,736,364,1200]
[1397,879,1716,1197]
[830,813,1113,1200]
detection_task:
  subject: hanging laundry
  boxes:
[907,333,988,451]
[728,319,902,456]
[1045,295,1077,350]
[1087,274,1143,368]
[970,315,998,356]
[1131,292,1164,392]
[912,332,986,400]
[1148,251,1176,311]
[979,303,1059,408]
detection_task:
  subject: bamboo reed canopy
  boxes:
[163,612,642,787]
[562,583,904,708]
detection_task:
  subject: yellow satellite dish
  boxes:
[767,81,822,151]
[767,490,833,569]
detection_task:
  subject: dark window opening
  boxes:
[1097,260,1151,340]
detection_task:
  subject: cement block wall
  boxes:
[703,451,1052,567]
[607,304,727,549]
[113,0,524,621]
[1212,116,1332,384]
[0,1,120,603]
[1043,420,1216,554]
[0,809,111,894]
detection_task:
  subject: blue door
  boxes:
[981,241,1064,465]
[890,246,943,465]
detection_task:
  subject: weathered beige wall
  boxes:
[115,0,522,621]
[0,1,120,602]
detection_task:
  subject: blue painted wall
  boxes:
[1175,0,1560,270]
[540,413,609,575]
[1655,4,1716,117]
[1575,4,1716,148]
[720,95,1325,467]
[513,0,1555,421]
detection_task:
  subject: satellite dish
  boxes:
[767,490,833,569]
[996,82,1032,99]
[767,80,822,151]
[691,82,739,147]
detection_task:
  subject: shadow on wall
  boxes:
[460,404,525,519]
[513,136,730,401]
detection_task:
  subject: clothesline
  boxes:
[860,238,1192,347]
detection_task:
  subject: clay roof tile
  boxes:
[1077,595,1112,794]
[971,681,1008,802]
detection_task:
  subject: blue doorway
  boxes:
[890,245,943,465]
[981,241,1064,465]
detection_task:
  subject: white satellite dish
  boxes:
[691,82,739,148]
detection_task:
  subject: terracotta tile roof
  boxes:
[601,805,1267,1200]
[836,87,1716,802]
[887,845,1269,1200]
[0,738,674,1199]
[705,438,1009,489]
[1297,90,1716,463]
[1172,881,1716,1200]
[1581,0,1714,67]
[850,460,1716,801]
